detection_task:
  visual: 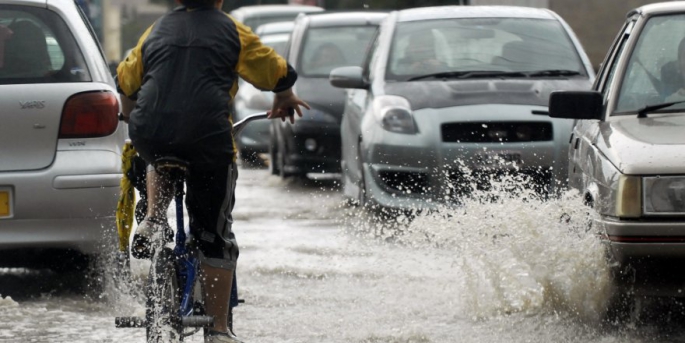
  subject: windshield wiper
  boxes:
[636,100,685,118]
[523,70,582,77]
[406,70,528,81]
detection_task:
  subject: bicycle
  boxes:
[115,112,269,342]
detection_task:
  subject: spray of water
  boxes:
[341,169,612,324]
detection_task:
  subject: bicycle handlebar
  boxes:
[232,112,269,136]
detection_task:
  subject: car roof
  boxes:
[1,0,46,6]
[303,11,388,28]
[255,21,295,36]
[632,1,685,17]
[230,5,323,18]
[396,5,555,22]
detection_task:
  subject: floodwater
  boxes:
[2,166,685,342]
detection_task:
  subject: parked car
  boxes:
[270,11,387,178]
[330,6,595,210]
[229,4,322,30]
[232,22,294,163]
[549,2,685,307]
[0,0,125,270]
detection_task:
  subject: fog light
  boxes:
[305,138,317,152]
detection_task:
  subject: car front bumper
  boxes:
[360,104,570,210]
[599,216,685,296]
[283,121,341,174]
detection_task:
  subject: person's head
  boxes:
[310,43,345,68]
[404,30,436,62]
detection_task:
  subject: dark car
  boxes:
[232,22,294,163]
[269,11,387,178]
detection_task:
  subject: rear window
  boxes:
[0,5,90,84]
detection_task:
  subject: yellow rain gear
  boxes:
[116,142,137,252]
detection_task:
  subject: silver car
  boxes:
[330,6,595,210]
[0,0,125,269]
[550,2,685,302]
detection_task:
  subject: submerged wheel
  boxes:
[269,127,280,176]
[146,247,182,343]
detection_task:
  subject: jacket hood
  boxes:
[598,114,685,174]
[384,78,592,111]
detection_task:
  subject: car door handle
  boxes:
[574,137,580,150]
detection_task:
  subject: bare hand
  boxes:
[269,88,310,124]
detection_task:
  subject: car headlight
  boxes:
[616,175,642,218]
[372,96,417,134]
[644,176,685,215]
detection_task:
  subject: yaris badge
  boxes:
[20,101,45,109]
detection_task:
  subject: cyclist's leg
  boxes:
[129,140,175,258]
[185,161,240,337]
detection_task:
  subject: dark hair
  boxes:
[180,0,216,8]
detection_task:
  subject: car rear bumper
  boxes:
[0,150,121,255]
[0,217,116,255]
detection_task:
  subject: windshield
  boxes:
[386,18,586,81]
[298,25,377,78]
[615,14,685,114]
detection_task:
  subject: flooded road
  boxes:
[2,165,685,342]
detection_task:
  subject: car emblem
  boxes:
[20,100,45,109]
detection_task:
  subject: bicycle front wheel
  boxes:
[146,247,183,343]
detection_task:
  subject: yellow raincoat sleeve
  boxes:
[117,24,155,99]
[228,16,290,94]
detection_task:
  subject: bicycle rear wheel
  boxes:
[146,247,183,342]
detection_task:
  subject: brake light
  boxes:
[59,91,119,139]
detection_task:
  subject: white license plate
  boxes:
[476,151,522,166]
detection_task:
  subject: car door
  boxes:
[341,33,379,187]
[568,20,634,192]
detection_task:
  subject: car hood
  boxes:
[294,77,346,121]
[597,114,685,175]
[384,78,592,110]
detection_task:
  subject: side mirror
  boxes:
[245,92,271,110]
[329,66,368,89]
[549,91,603,120]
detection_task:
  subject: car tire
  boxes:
[269,126,280,176]
[240,149,264,168]
[357,144,368,208]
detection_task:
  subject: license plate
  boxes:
[476,151,522,166]
[0,190,9,218]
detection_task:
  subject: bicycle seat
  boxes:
[153,156,189,173]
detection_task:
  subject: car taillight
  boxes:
[59,91,119,139]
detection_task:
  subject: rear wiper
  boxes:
[524,70,582,77]
[406,70,528,81]
[636,100,685,118]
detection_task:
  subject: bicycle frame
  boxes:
[115,112,270,336]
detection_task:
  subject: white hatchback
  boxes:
[0,0,125,269]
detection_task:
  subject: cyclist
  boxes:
[116,0,309,342]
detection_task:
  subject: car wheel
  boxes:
[269,126,280,176]
[240,149,264,168]
[357,144,368,207]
